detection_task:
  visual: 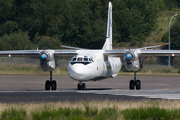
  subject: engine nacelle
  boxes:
[39,50,56,71]
[124,50,141,71]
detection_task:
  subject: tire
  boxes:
[45,80,50,90]
[52,80,57,90]
[129,80,134,90]
[82,83,86,90]
[136,80,141,90]
[77,84,82,90]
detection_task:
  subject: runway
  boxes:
[0,75,180,103]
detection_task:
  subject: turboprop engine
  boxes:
[39,50,56,71]
[124,49,142,71]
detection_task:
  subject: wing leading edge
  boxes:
[0,50,77,57]
[141,50,180,56]
[104,49,180,57]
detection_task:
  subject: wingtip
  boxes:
[60,45,62,47]
[160,45,163,47]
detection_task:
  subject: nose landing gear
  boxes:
[77,82,86,90]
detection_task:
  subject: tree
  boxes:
[0,0,159,49]
[0,31,33,50]
[169,15,180,50]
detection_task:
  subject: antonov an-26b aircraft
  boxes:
[0,2,180,90]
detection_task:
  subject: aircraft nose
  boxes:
[68,64,90,80]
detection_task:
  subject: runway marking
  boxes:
[77,89,180,100]
[1,89,180,100]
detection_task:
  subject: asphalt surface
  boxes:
[0,75,180,103]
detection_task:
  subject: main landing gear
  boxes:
[77,82,86,90]
[45,71,57,90]
[129,71,141,90]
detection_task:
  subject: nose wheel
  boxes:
[45,71,57,90]
[129,72,141,90]
[77,82,86,90]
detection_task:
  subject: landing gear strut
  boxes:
[77,82,86,90]
[45,71,57,90]
[129,72,141,90]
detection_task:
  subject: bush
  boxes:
[154,0,167,10]
[0,31,33,50]
[130,40,137,47]
[161,34,168,43]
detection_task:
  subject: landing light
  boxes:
[8,54,11,57]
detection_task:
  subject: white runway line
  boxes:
[77,89,180,100]
[1,89,180,100]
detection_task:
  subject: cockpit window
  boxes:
[84,58,88,61]
[72,58,76,61]
[77,57,82,61]
[89,58,94,62]
[70,56,94,65]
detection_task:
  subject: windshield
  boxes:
[84,57,88,61]
[72,58,76,61]
[70,56,94,65]
[77,57,82,61]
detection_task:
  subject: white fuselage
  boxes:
[68,50,122,81]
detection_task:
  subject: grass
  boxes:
[1,62,180,76]
[121,106,180,120]
[119,65,180,77]
[0,108,27,120]
[0,63,68,75]
[1,100,180,119]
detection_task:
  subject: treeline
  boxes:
[0,0,176,50]
[155,0,180,10]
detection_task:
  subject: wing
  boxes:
[140,50,180,56]
[104,50,126,57]
[103,45,163,57]
[104,49,180,57]
[0,50,77,58]
[0,50,41,57]
[54,50,77,58]
[60,45,89,50]
[138,45,162,50]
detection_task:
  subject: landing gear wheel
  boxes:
[82,83,86,90]
[52,80,57,90]
[77,84,82,90]
[129,72,141,90]
[129,80,134,90]
[45,80,50,90]
[136,80,141,90]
